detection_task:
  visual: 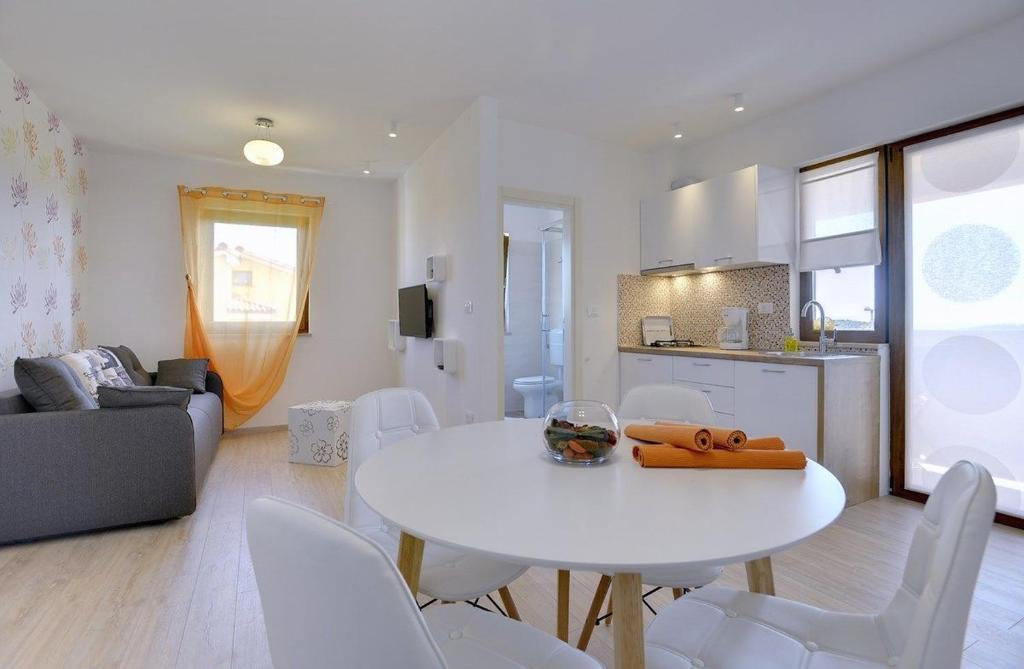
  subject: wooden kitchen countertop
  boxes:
[617,345,876,367]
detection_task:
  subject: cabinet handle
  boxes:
[693,362,712,367]
[637,357,653,362]
[657,258,674,264]
[713,255,733,263]
[761,368,786,374]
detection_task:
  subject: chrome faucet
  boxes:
[800,300,831,353]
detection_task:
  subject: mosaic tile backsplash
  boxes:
[618,265,791,350]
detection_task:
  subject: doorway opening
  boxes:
[500,195,574,419]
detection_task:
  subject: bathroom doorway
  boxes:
[500,192,574,418]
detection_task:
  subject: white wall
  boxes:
[86,149,397,427]
[651,15,1024,184]
[499,119,650,407]
[397,98,502,425]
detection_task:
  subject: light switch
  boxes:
[464,301,473,314]
[586,305,599,318]
[757,302,774,315]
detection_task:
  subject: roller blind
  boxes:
[799,152,881,271]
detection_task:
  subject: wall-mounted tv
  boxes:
[398,284,433,338]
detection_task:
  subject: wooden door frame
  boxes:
[887,104,1024,529]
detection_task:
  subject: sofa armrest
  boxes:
[205,370,224,404]
[0,405,197,544]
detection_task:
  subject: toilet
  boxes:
[513,330,564,418]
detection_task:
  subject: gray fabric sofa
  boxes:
[0,371,223,545]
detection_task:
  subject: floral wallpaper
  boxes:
[0,58,88,388]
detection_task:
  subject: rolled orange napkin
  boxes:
[632,444,806,469]
[653,421,747,451]
[746,436,786,450]
[625,423,712,452]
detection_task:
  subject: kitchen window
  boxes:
[798,150,887,343]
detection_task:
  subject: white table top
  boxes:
[355,418,846,572]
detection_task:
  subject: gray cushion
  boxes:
[98,385,191,410]
[156,358,209,393]
[101,345,152,386]
[14,357,98,412]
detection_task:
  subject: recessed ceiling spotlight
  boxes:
[362,161,373,175]
[243,118,284,166]
[731,93,745,112]
[672,122,684,140]
[387,120,399,139]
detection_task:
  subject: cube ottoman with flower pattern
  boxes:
[287,400,352,466]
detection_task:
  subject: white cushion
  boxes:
[646,586,895,669]
[425,603,601,669]
[363,527,529,601]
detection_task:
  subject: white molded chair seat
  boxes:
[248,496,601,669]
[426,601,600,669]
[363,526,529,601]
[645,461,996,669]
[346,388,528,601]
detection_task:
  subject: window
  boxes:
[896,113,1024,520]
[232,270,253,286]
[204,214,310,334]
[798,151,887,343]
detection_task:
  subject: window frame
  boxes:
[798,148,889,344]
[202,210,311,335]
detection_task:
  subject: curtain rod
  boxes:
[181,186,322,205]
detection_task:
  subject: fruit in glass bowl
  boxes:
[542,400,619,464]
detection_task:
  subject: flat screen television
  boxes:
[398,284,433,338]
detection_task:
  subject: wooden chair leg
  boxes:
[672,587,684,600]
[576,575,611,651]
[603,591,613,625]
[497,586,521,621]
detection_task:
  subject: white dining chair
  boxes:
[346,387,528,615]
[577,383,725,649]
[644,460,996,669]
[247,496,602,669]
[618,383,717,423]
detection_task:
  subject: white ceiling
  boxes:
[1,1,1020,177]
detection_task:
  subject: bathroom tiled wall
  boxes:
[618,265,791,350]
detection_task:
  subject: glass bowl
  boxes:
[542,400,620,465]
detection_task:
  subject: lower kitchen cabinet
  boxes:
[734,361,818,461]
[619,350,880,505]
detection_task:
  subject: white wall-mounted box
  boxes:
[426,254,447,282]
[434,338,457,373]
[387,319,406,352]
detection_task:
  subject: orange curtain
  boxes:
[178,186,324,429]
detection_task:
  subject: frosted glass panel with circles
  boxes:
[905,117,1024,517]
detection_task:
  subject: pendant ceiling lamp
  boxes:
[243,117,284,166]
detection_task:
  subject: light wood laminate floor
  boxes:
[1,428,1022,668]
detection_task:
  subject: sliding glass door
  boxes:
[902,116,1024,518]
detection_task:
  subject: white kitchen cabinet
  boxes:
[734,361,819,461]
[640,187,695,272]
[619,352,672,397]
[639,164,794,274]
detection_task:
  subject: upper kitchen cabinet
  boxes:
[640,164,795,274]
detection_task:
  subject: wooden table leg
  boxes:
[611,572,645,669]
[744,556,775,595]
[557,569,571,642]
[397,531,425,595]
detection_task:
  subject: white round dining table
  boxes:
[355,418,846,669]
